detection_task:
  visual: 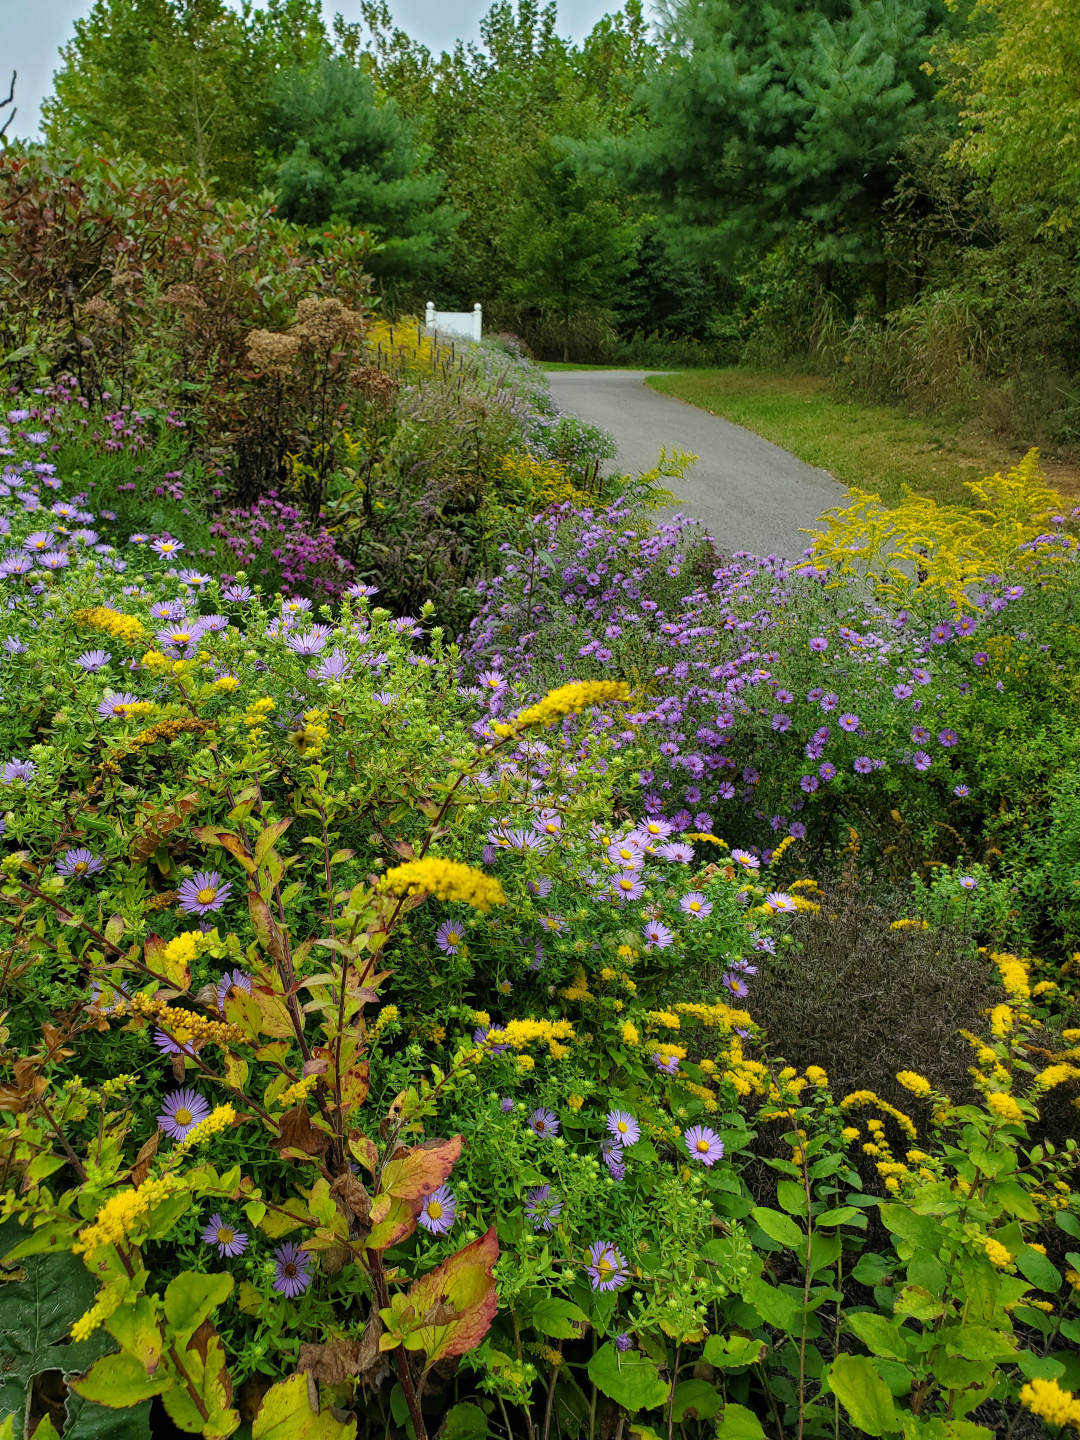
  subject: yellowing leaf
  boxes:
[401,1226,499,1369]
[252,1373,356,1439]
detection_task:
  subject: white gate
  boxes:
[424,302,482,343]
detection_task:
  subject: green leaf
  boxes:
[529,1297,588,1340]
[1056,1212,1080,1240]
[441,1403,490,1439]
[702,1334,766,1369]
[716,1402,767,1438]
[776,1180,808,1216]
[68,1352,171,1408]
[163,1270,234,1339]
[828,1354,902,1437]
[1015,1245,1062,1294]
[63,1394,152,1439]
[741,1276,801,1333]
[816,1206,864,1228]
[851,1253,893,1287]
[670,1379,721,1422]
[878,1205,941,1252]
[750,1207,804,1248]
[0,1233,117,1423]
[892,1286,944,1321]
[1017,1353,1066,1382]
[399,1228,498,1368]
[932,1355,997,1389]
[943,1325,1017,1362]
[988,1182,1039,1222]
[253,1374,356,1438]
[587,1342,669,1411]
[845,1312,910,1361]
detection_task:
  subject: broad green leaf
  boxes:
[776,1180,808,1216]
[253,1374,356,1439]
[163,1271,234,1339]
[587,1342,669,1411]
[816,1206,864,1228]
[750,1207,803,1248]
[401,1226,498,1368]
[68,1352,171,1407]
[441,1402,490,1439]
[943,1325,1017,1362]
[1056,1212,1080,1240]
[878,1205,941,1252]
[703,1334,766,1368]
[0,1233,116,1423]
[528,1297,588,1339]
[63,1394,152,1439]
[988,1182,1039,1222]
[932,1355,997,1389]
[670,1378,721,1421]
[1016,1353,1065,1382]
[1015,1245,1062,1293]
[716,1402,767,1438]
[893,1285,945,1321]
[845,1311,910,1361]
[741,1276,801,1333]
[828,1354,901,1437]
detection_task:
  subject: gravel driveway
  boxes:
[547,369,845,559]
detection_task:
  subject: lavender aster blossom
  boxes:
[419,1185,456,1235]
[76,649,111,672]
[614,1333,633,1352]
[158,1088,210,1141]
[528,1107,559,1138]
[272,1242,312,1297]
[96,692,140,720]
[217,969,253,1009]
[652,1051,680,1075]
[315,649,352,682]
[679,892,713,919]
[178,870,232,915]
[57,848,104,879]
[586,1241,627,1292]
[2,758,35,783]
[642,919,673,949]
[201,1214,248,1257]
[524,1185,563,1231]
[684,1126,725,1167]
[436,920,466,954]
[606,1110,640,1147]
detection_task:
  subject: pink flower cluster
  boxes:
[209,493,354,599]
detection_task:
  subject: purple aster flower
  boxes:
[0,556,32,577]
[819,762,837,781]
[2,758,35,783]
[604,1150,626,1181]
[39,552,70,571]
[800,774,819,793]
[684,1125,725,1167]
[2,637,25,655]
[820,692,839,711]
[586,1241,628,1292]
[838,713,860,733]
[286,629,330,657]
[614,1333,633,1352]
[76,649,111,672]
[178,870,233,915]
[912,751,932,772]
[201,1213,248,1258]
[613,873,645,903]
[477,669,505,692]
[272,1242,313,1298]
[198,614,227,633]
[642,919,673,949]
[96,692,140,720]
[222,584,252,602]
[652,1051,680,1075]
[911,725,931,744]
[938,729,958,747]
[658,841,693,863]
[765,891,796,913]
[436,919,466,954]
[526,877,553,899]
[931,622,952,644]
[959,875,978,890]
[57,847,104,879]
[315,649,352,682]
[809,637,828,651]
[853,756,873,775]
[722,972,749,998]
[637,816,673,840]
[607,840,643,868]
[216,968,253,1009]
[954,784,970,797]
[789,822,807,839]
[528,1107,559,1138]
[156,623,202,650]
[22,531,55,553]
[474,1027,510,1055]
[1004,585,1024,599]
[606,1110,641,1147]
[955,615,978,637]
[680,892,713,919]
[129,533,149,545]
[731,848,760,870]
[178,569,211,588]
[524,1185,563,1231]
[154,1021,197,1057]
[158,1088,210,1141]
[500,1097,514,1112]
[150,537,184,558]
[345,582,379,599]
[771,713,791,732]
[718,781,736,799]
[913,667,931,684]
[419,1185,456,1235]
[973,652,989,666]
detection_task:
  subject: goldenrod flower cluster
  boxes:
[681,1079,719,1113]
[805,1066,829,1087]
[895,1070,932,1098]
[1035,1063,1080,1090]
[621,1022,639,1047]
[74,1175,179,1256]
[986,1091,1026,1124]
[74,607,147,645]
[371,1005,399,1038]
[1021,1378,1080,1429]
[124,993,245,1049]
[101,1073,138,1099]
[214,675,240,693]
[486,1018,575,1059]
[383,857,505,912]
[989,1003,1015,1038]
[243,697,275,728]
[977,1234,1015,1269]
[561,969,592,1002]
[173,1103,237,1153]
[839,1090,917,1139]
[890,918,929,931]
[493,680,630,735]
[71,1294,115,1343]
[274,1075,320,1110]
[646,1010,681,1029]
[991,951,1031,1000]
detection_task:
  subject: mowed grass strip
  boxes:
[647,368,1079,508]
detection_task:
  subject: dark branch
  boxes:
[0,72,16,143]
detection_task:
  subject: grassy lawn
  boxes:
[647,368,1080,508]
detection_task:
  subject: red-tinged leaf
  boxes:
[214,832,257,874]
[404,1227,499,1369]
[340,1060,370,1110]
[303,1056,330,1077]
[348,1133,379,1176]
[254,819,293,865]
[389,840,416,860]
[192,825,224,848]
[379,1136,462,1206]
[248,894,288,963]
[364,1194,415,1252]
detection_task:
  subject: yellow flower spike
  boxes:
[986,1091,1026,1124]
[74,607,146,645]
[1020,1377,1080,1429]
[896,1071,932,1097]
[492,680,630,737]
[1035,1063,1080,1090]
[382,857,505,912]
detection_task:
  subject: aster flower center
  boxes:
[428,1201,443,1220]
[196,886,217,904]
[74,861,88,873]
[616,1121,628,1134]
[175,1106,193,1127]
[217,1227,234,1245]
[447,930,460,945]
[283,1261,298,1279]
[596,1256,614,1281]
[689,901,701,911]
[696,1138,710,1153]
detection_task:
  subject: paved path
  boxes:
[547,370,845,559]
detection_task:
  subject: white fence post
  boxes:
[425,300,435,331]
[472,303,483,342]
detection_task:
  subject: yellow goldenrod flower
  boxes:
[213,675,240,693]
[896,1071,932,1097]
[383,857,505,912]
[1020,1377,1080,1429]
[646,1010,681,1029]
[567,1094,584,1109]
[492,680,630,735]
[986,1091,1025,1124]
[980,1236,1015,1269]
[1035,1063,1080,1090]
[621,1021,639,1047]
[989,1004,1015,1038]
[841,1127,861,1141]
[74,607,146,645]
[992,952,1031,1001]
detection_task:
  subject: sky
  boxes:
[0,0,619,142]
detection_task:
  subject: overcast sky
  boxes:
[1,0,620,141]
